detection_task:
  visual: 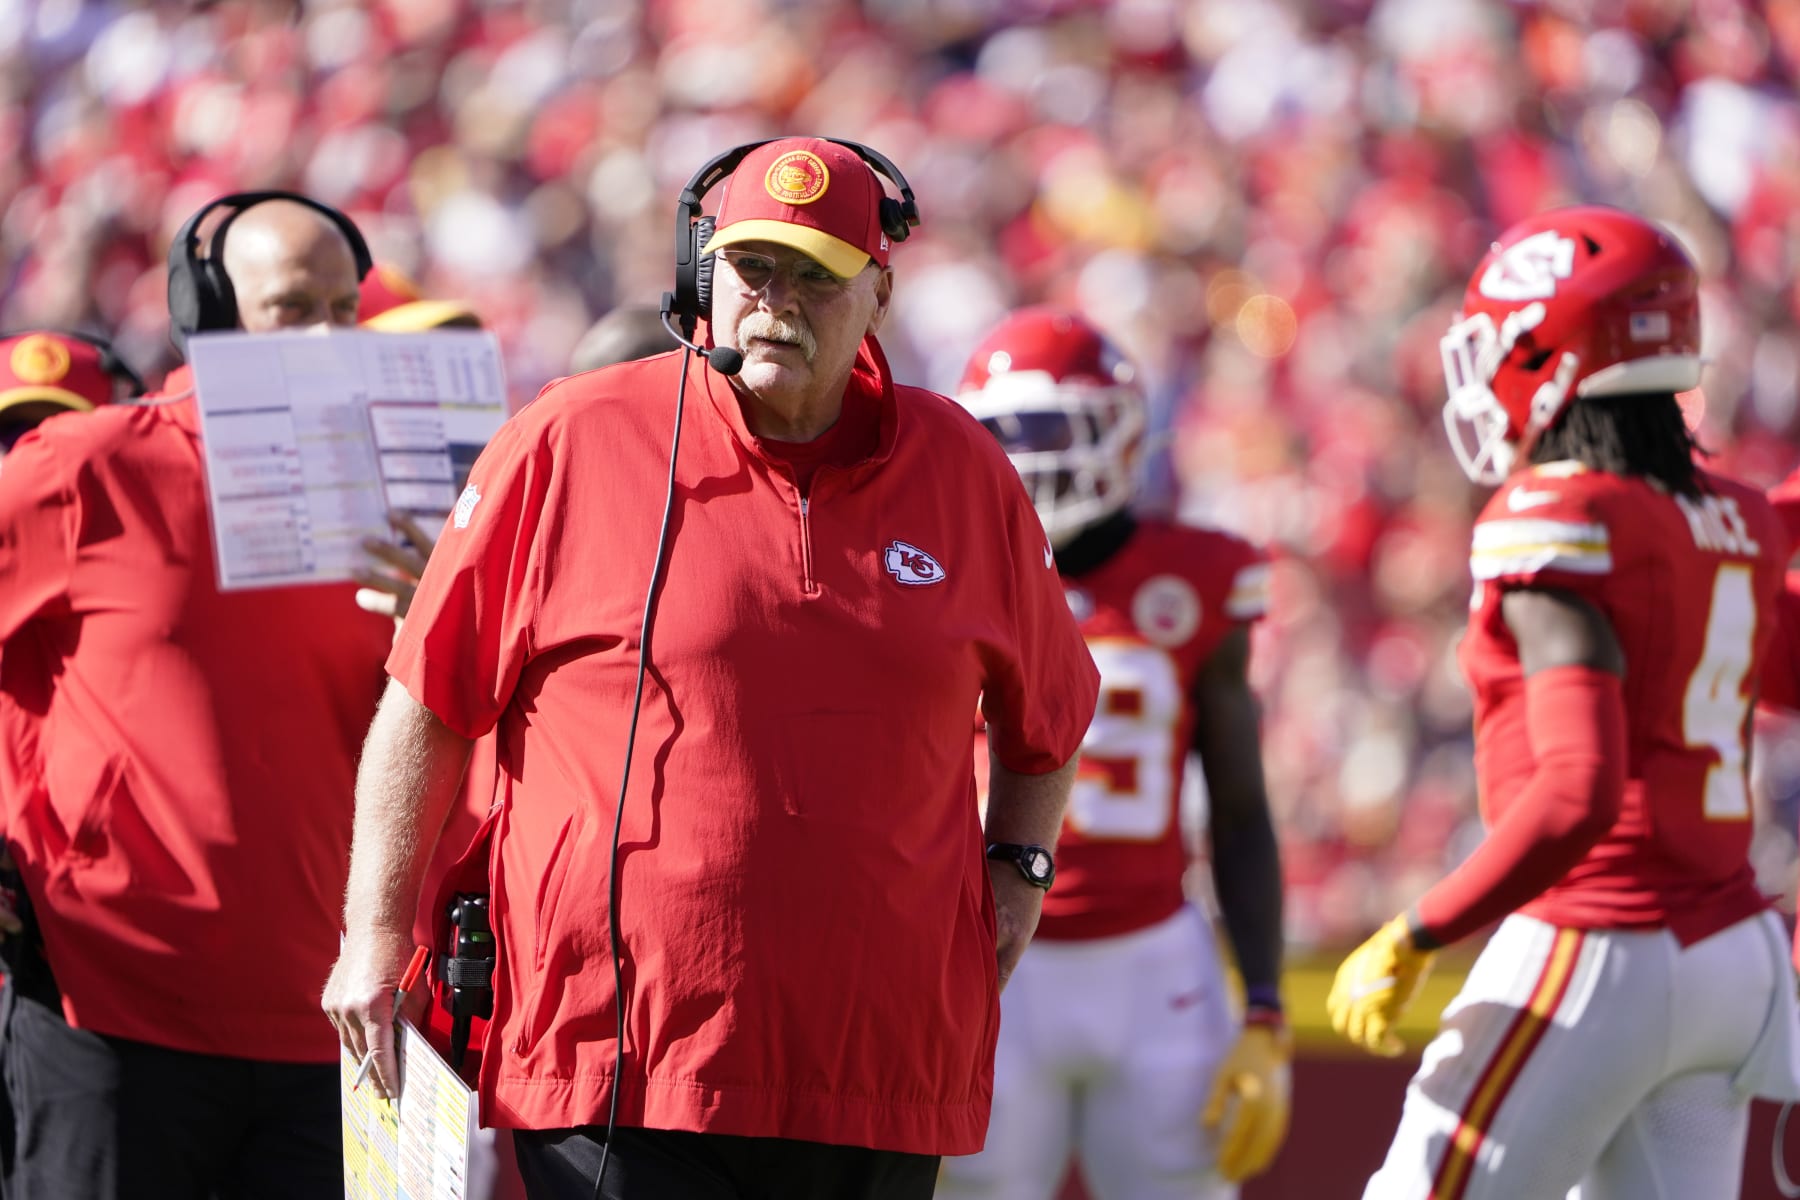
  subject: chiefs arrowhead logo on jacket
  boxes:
[884,540,946,586]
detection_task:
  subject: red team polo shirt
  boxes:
[388,340,1097,1154]
[1432,463,1780,947]
[0,370,393,1060]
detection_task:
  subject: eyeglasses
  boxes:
[715,250,853,299]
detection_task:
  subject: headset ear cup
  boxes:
[167,262,198,355]
[196,258,233,332]
[878,197,910,244]
[694,216,717,319]
[202,258,238,331]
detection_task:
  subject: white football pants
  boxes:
[937,905,1238,1200]
[1364,909,1800,1200]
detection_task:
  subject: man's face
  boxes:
[710,241,892,413]
[218,204,362,333]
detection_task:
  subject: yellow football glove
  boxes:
[1326,914,1437,1057]
[1201,1020,1292,1182]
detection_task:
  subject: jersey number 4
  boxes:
[1067,641,1184,841]
[1683,563,1756,821]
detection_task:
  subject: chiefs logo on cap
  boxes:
[10,334,72,386]
[764,151,830,205]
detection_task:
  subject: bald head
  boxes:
[218,200,363,333]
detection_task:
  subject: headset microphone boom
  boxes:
[656,305,743,376]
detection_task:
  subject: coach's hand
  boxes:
[322,931,418,1100]
[1327,915,1437,1057]
[1202,1021,1292,1181]
[988,864,1044,993]
[354,509,437,620]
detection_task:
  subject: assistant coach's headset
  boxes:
[588,140,921,1193]
[166,190,374,357]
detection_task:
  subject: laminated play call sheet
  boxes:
[188,328,506,590]
[340,1018,480,1200]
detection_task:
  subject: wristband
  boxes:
[1244,982,1284,1023]
[1405,907,1446,952]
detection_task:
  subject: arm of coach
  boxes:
[322,679,473,1099]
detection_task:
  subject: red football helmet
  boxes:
[956,307,1145,546]
[1440,205,1701,484]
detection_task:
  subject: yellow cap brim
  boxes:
[703,220,870,280]
[0,386,94,417]
[362,300,482,332]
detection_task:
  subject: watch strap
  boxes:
[985,842,1055,889]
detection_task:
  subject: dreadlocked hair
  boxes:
[1528,392,1707,499]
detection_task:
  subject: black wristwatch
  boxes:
[986,843,1055,890]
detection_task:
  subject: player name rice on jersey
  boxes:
[1675,492,1761,557]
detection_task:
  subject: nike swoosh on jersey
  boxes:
[1507,488,1560,511]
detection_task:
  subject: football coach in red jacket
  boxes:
[324,136,1100,1200]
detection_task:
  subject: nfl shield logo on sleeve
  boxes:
[453,484,482,529]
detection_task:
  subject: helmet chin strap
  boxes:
[1487,439,1517,482]
[1525,352,1582,439]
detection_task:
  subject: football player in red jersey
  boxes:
[1329,206,1800,1199]
[937,308,1290,1200]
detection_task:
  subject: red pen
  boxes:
[352,945,431,1093]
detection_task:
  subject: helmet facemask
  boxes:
[960,372,1145,547]
[1439,305,1551,485]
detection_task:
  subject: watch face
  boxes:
[1027,850,1051,881]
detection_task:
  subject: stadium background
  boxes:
[5,0,1800,1194]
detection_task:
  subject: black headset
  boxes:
[662,138,922,341]
[0,328,147,397]
[166,190,374,357]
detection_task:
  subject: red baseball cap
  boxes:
[358,262,482,331]
[0,331,123,418]
[702,138,895,280]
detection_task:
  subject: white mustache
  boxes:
[738,313,817,363]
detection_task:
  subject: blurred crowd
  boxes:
[6,0,1800,950]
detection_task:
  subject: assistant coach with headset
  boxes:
[324,136,1100,1199]
[0,193,393,1197]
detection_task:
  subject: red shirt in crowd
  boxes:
[1034,520,1268,941]
[0,368,393,1061]
[1428,463,1780,947]
[387,340,1097,1155]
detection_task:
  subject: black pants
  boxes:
[0,982,340,1200]
[514,1125,940,1200]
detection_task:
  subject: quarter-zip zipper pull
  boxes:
[797,493,816,593]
